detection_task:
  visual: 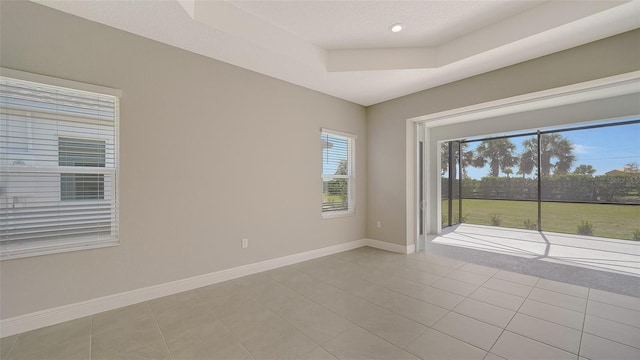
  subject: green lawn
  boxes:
[322,194,348,211]
[443,199,640,240]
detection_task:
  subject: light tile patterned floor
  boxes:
[2,247,639,359]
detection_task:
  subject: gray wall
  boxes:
[366,29,640,246]
[2,0,639,321]
[0,1,366,319]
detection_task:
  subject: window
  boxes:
[321,129,355,218]
[0,69,120,259]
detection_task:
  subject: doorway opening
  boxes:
[439,119,640,240]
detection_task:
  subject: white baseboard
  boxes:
[0,237,413,337]
[364,238,416,254]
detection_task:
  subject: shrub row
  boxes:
[442,174,640,203]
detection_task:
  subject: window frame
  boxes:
[0,67,121,260]
[321,128,356,219]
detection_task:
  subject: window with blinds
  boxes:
[321,129,355,218]
[0,71,120,259]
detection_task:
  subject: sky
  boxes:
[462,121,640,180]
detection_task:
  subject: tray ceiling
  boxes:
[34,0,640,106]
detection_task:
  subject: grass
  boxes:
[322,194,347,211]
[323,194,343,202]
[443,199,640,241]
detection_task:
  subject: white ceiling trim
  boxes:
[178,1,636,73]
[410,70,640,127]
[327,47,435,72]
[434,0,635,67]
[32,0,640,106]
[328,1,635,72]
[179,0,326,66]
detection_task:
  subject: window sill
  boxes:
[0,238,119,261]
[322,211,355,220]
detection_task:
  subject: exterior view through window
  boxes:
[0,74,119,259]
[59,138,106,201]
[321,129,355,218]
[441,119,640,241]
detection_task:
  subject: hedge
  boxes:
[442,174,640,204]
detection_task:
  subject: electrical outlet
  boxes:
[376,220,381,228]
[241,238,249,248]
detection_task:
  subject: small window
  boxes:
[0,70,120,259]
[321,129,355,218]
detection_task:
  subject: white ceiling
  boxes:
[34,0,640,106]
[228,1,545,49]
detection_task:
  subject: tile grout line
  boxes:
[407,326,490,358]
[6,248,638,359]
[269,256,428,356]
[421,257,533,357]
[358,253,452,353]
[449,266,510,327]
[517,298,584,331]
[404,258,497,356]
[584,298,640,328]
[263,277,379,354]
[233,273,343,358]
[577,287,591,359]
[296,271,416,356]
[463,280,524,313]
[585,311,640,331]
[224,277,297,359]
[485,275,540,356]
[263,266,357,345]
[442,267,491,286]
[190,281,261,359]
[456,261,640,356]
[485,278,600,357]
[248,292,324,356]
[88,314,93,360]
[294,256,442,327]
[578,289,640,352]
[522,285,589,312]
[365,263,468,311]
[146,300,175,360]
[579,330,640,352]
[4,333,18,360]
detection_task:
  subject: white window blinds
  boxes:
[0,72,120,259]
[321,129,355,218]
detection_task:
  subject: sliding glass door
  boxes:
[440,119,640,241]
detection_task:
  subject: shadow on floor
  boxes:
[426,224,640,297]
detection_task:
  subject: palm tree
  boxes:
[547,134,576,175]
[519,138,538,177]
[471,138,517,177]
[503,168,513,178]
[461,148,475,178]
[441,142,472,178]
[519,134,576,177]
[573,164,596,176]
[441,142,451,177]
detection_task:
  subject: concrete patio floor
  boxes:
[426,224,640,297]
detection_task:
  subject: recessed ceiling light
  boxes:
[390,23,404,33]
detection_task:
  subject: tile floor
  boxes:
[2,246,640,360]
